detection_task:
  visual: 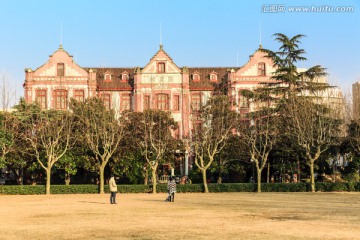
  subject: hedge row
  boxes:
[314,182,360,192]
[1,182,360,195]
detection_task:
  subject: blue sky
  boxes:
[0,0,359,104]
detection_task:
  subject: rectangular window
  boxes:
[191,94,201,111]
[258,62,266,76]
[157,62,165,73]
[54,90,67,110]
[101,93,111,110]
[121,94,131,111]
[36,90,47,109]
[144,95,150,110]
[74,90,84,102]
[173,95,180,111]
[156,94,169,110]
[57,63,65,77]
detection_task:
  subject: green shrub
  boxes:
[0,185,46,195]
[117,185,152,193]
[1,182,359,195]
[208,183,256,192]
[315,182,360,192]
[355,182,360,191]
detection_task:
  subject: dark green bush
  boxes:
[1,182,359,195]
[0,185,46,195]
[117,185,152,193]
[208,183,256,192]
[315,182,360,192]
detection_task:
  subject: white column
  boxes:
[185,150,189,176]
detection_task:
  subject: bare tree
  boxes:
[240,112,278,192]
[0,72,17,110]
[191,95,238,193]
[284,96,341,192]
[0,112,18,168]
[70,98,126,194]
[21,110,74,194]
[126,110,178,194]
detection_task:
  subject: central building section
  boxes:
[134,45,190,138]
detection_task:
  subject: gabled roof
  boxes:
[30,45,89,77]
[142,45,181,73]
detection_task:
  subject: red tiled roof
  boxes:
[83,66,238,92]
[188,67,234,91]
[85,67,134,91]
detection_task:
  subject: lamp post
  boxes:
[184,150,189,177]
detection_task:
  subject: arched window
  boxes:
[122,74,129,81]
[104,73,111,82]
[258,62,266,76]
[210,74,218,82]
[193,74,200,81]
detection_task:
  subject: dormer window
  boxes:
[57,63,64,77]
[193,73,200,82]
[121,73,129,81]
[210,72,218,82]
[258,62,266,76]
[157,62,165,73]
[104,73,111,82]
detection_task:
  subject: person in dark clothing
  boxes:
[167,176,176,202]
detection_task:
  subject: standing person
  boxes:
[109,174,117,204]
[167,176,176,202]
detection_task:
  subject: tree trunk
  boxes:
[202,169,209,193]
[45,168,51,195]
[16,176,23,185]
[297,158,301,183]
[267,163,270,183]
[144,168,148,185]
[151,169,157,194]
[99,164,105,194]
[12,169,23,185]
[217,164,223,183]
[257,170,262,193]
[310,161,315,192]
[65,172,70,185]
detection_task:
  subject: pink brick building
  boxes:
[24,44,275,139]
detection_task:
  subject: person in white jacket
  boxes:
[109,174,117,204]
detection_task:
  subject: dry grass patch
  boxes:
[1,192,359,239]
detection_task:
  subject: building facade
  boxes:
[24,44,276,139]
